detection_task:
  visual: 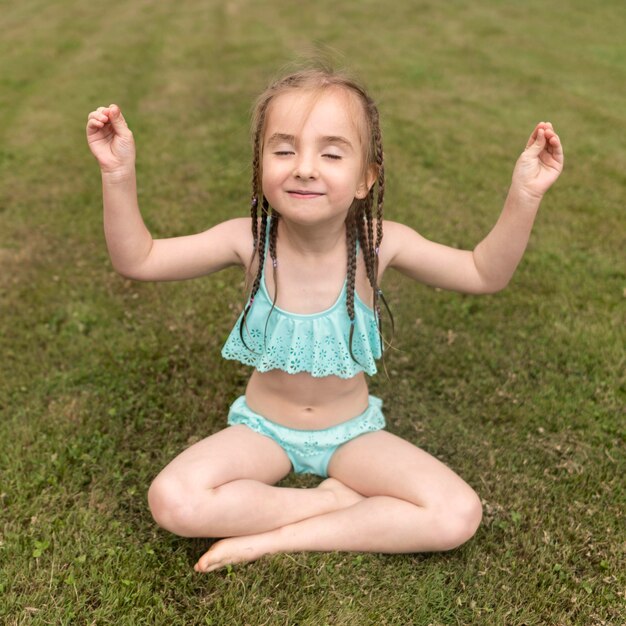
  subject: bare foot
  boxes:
[194,532,276,573]
[317,477,365,508]
[194,479,366,573]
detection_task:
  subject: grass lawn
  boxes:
[1,0,624,624]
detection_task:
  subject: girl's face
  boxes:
[261,88,374,225]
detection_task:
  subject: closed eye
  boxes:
[273,150,294,156]
[323,154,342,160]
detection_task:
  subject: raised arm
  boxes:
[86,105,247,281]
[385,122,564,293]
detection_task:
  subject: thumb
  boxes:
[525,127,546,157]
[108,104,131,135]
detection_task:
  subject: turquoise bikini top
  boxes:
[221,221,382,379]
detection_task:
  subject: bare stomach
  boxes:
[244,369,371,430]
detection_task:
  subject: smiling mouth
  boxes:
[287,190,324,199]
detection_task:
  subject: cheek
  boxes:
[261,165,283,204]
[261,156,286,181]
[260,157,274,189]
[338,167,368,198]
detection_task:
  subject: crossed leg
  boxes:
[147,424,365,539]
[195,430,482,572]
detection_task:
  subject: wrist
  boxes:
[508,181,544,206]
[101,166,136,184]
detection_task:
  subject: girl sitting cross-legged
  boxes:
[86,66,563,573]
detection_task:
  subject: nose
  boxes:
[293,152,318,179]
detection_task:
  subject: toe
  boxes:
[195,549,216,573]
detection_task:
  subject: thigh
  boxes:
[327,430,476,508]
[154,424,293,490]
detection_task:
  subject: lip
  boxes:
[287,190,325,199]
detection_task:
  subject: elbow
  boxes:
[471,249,514,294]
[472,274,510,294]
[107,239,155,281]
[472,261,512,294]
[110,260,150,282]
[109,249,155,281]
[481,278,509,294]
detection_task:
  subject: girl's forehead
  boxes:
[264,88,365,143]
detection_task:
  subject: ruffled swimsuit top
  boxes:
[221,221,382,379]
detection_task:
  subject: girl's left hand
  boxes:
[512,122,564,199]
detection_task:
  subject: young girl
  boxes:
[86,68,563,573]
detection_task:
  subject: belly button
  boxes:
[304,407,313,413]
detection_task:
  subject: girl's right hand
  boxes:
[86,104,136,177]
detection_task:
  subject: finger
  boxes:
[109,104,126,120]
[86,119,114,139]
[526,127,546,156]
[88,111,109,124]
[550,134,564,160]
[548,132,560,145]
[107,104,131,135]
[541,132,563,167]
[86,109,112,137]
[525,122,545,149]
[543,128,557,144]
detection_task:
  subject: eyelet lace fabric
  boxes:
[221,286,382,378]
[222,217,382,378]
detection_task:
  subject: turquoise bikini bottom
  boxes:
[227,395,386,478]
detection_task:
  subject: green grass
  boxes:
[1,0,624,624]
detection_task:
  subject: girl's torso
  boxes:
[244,368,370,429]
[230,218,390,429]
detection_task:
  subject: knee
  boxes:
[147,474,205,537]
[434,489,483,551]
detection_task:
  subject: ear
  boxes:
[355,164,378,199]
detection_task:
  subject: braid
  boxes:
[372,102,385,263]
[241,92,273,351]
[239,203,269,350]
[260,209,280,350]
[365,191,375,276]
[345,210,357,324]
[356,204,370,282]
[362,186,385,357]
[369,100,394,353]
[359,191,377,288]
[238,65,394,372]
[253,199,270,299]
[250,195,259,256]
[250,145,260,252]
[249,98,270,262]
[352,95,394,363]
[268,209,279,270]
[345,209,361,366]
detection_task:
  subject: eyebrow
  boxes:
[266,133,295,147]
[266,133,354,150]
[323,135,354,150]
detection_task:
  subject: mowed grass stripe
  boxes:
[1,0,624,624]
[0,1,178,240]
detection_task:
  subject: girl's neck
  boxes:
[277,216,346,259]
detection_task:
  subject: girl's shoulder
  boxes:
[216,217,256,266]
[374,219,418,274]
